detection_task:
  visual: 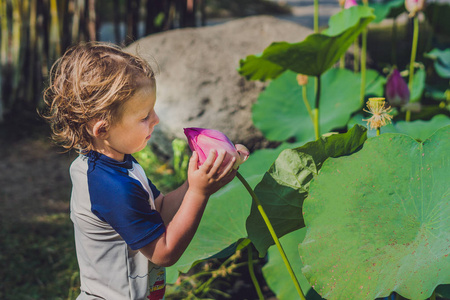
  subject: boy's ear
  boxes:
[89,119,109,139]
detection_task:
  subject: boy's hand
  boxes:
[187,150,237,197]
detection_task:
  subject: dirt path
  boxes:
[0,119,76,223]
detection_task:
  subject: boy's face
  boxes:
[104,82,158,161]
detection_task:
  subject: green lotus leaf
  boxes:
[324,5,375,36]
[246,125,367,257]
[368,0,404,23]
[238,6,375,79]
[299,125,450,300]
[253,68,384,143]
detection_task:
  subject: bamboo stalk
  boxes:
[36,1,48,81]
[163,0,175,31]
[49,0,61,62]
[199,0,206,26]
[0,0,8,121]
[0,0,8,66]
[113,0,121,43]
[72,0,81,43]
[125,0,139,45]
[87,0,96,41]
[26,0,37,104]
[10,0,22,107]
[60,0,71,50]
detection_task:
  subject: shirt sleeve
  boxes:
[88,171,166,250]
[148,178,161,199]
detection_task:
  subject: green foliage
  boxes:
[166,250,249,300]
[299,126,450,300]
[246,125,367,257]
[133,146,182,193]
[410,67,426,102]
[172,138,190,183]
[252,68,384,142]
[425,48,450,79]
[238,6,375,79]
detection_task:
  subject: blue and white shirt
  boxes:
[70,151,166,299]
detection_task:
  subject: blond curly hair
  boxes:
[42,42,156,152]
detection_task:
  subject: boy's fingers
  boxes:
[188,151,199,172]
[201,149,217,173]
[209,150,226,175]
[218,156,235,179]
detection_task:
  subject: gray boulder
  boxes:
[125,15,313,159]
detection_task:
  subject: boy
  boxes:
[43,42,237,299]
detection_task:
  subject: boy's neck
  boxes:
[92,142,126,162]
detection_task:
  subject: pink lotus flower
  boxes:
[405,0,425,17]
[344,0,358,9]
[184,127,249,169]
[385,68,410,107]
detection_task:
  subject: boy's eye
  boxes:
[142,115,150,121]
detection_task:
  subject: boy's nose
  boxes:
[152,113,160,126]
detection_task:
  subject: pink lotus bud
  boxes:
[184,127,249,169]
[405,0,425,17]
[385,68,410,107]
[344,0,358,9]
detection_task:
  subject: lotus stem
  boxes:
[248,245,264,300]
[302,85,314,123]
[360,28,367,106]
[406,15,419,122]
[236,172,306,300]
[314,75,321,140]
[314,0,319,33]
[354,38,359,73]
[359,1,369,107]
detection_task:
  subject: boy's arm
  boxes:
[139,150,236,267]
[154,180,188,225]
